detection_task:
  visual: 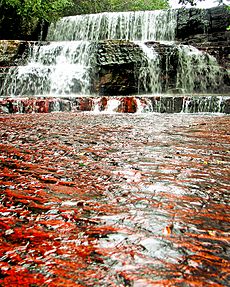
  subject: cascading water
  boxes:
[1,9,177,98]
[40,9,224,96]
[175,44,223,93]
[46,10,177,95]
[47,10,176,41]
[136,42,162,93]
[0,8,227,114]
[159,42,224,94]
[1,41,94,96]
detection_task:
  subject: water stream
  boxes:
[0,112,229,286]
[2,41,94,96]
[46,10,177,41]
[0,7,229,287]
[0,9,226,104]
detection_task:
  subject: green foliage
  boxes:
[2,0,169,21]
[2,0,72,22]
[66,0,169,15]
[1,0,169,38]
[1,0,72,38]
[227,5,230,30]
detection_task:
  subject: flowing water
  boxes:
[175,44,223,93]
[0,9,225,99]
[1,95,229,114]
[0,7,229,286]
[46,10,177,41]
[135,42,162,94]
[0,112,229,286]
[2,41,94,96]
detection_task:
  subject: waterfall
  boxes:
[0,8,226,101]
[131,41,223,94]
[47,10,177,41]
[1,41,94,97]
[157,42,224,94]
[135,42,162,93]
[175,45,223,93]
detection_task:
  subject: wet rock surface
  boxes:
[0,6,229,97]
[94,41,146,95]
[0,40,30,66]
[0,40,30,91]
[176,5,230,72]
[1,39,229,96]
[0,6,230,96]
[0,113,229,286]
[176,6,230,44]
[0,95,229,114]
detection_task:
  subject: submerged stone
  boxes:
[0,95,229,114]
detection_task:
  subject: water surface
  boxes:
[0,113,229,286]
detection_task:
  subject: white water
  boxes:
[1,41,93,96]
[84,96,228,113]
[135,42,162,93]
[0,9,225,98]
[175,44,223,93]
[47,10,177,41]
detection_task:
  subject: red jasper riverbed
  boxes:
[0,112,229,286]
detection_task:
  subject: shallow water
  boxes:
[0,113,229,286]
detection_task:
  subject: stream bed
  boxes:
[0,112,229,286]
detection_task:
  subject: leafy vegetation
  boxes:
[1,0,72,22]
[0,0,169,39]
[0,0,72,39]
[0,0,228,39]
[1,0,169,21]
[0,0,227,27]
[66,0,169,15]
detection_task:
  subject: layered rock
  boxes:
[0,6,229,111]
[0,95,229,114]
[93,40,148,95]
[176,6,230,69]
[0,40,30,66]
[94,40,229,95]
[0,40,30,92]
[176,6,229,43]
[0,38,229,97]
[175,6,230,90]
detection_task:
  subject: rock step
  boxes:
[0,95,229,114]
